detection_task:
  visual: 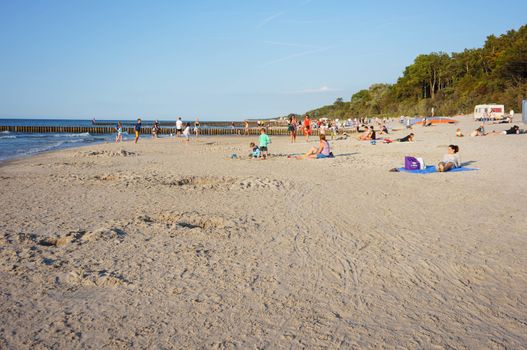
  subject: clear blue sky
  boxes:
[1,0,526,120]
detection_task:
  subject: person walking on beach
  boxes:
[176,117,183,137]
[303,115,311,142]
[115,121,123,143]
[194,118,200,137]
[258,128,271,159]
[152,120,160,139]
[182,122,191,142]
[244,120,249,136]
[288,116,298,143]
[134,118,142,143]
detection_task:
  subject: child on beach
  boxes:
[249,142,260,158]
[134,118,142,143]
[471,125,486,137]
[456,128,464,137]
[182,122,191,142]
[437,145,461,172]
[115,121,123,143]
[258,128,271,159]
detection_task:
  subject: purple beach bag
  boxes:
[404,156,420,170]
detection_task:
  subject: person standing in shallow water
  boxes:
[134,118,142,144]
[115,121,123,143]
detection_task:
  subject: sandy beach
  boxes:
[1,116,526,349]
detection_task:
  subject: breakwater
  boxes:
[90,121,266,127]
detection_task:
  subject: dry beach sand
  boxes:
[1,116,526,349]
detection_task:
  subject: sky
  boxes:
[0,0,526,120]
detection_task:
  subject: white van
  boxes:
[474,104,505,120]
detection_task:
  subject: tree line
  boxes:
[305,25,527,119]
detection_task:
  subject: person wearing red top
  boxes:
[303,115,311,142]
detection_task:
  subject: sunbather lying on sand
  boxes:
[397,133,414,142]
[470,125,486,137]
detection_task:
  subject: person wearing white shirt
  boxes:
[182,123,191,142]
[175,117,183,137]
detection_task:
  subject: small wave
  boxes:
[50,132,91,138]
[18,132,94,139]
[11,141,66,158]
[0,130,10,134]
[0,135,16,139]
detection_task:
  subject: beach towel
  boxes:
[397,166,478,174]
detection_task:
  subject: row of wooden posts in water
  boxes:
[91,121,266,127]
[0,125,323,136]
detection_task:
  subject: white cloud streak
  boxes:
[282,85,342,95]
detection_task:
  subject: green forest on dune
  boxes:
[305,25,527,119]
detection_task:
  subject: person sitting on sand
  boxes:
[437,144,460,172]
[397,133,414,142]
[249,142,260,158]
[456,128,464,137]
[297,134,333,159]
[358,126,375,141]
[471,124,486,137]
[379,124,389,135]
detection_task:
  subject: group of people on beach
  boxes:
[115,117,203,144]
[286,115,341,144]
[115,113,524,172]
[468,124,522,137]
[248,127,334,160]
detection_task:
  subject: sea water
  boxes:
[0,119,136,162]
[0,118,242,162]
[0,130,124,162]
